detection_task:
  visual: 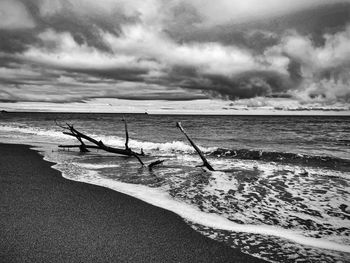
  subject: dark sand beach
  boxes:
[0,143,265,263]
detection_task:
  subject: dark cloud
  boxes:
[72,68,149,82]
[167,2,350,51]
[0,31,37,54]
[0,80,208,103]
[107,93,207,101]
[178,71,293,100]
[0,0,349,106]
[273,2,350,44]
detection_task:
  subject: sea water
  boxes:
[0,112,349,262]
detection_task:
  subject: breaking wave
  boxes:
[210,148,350,172]
[1,123,349,172]
[0,123,215,154]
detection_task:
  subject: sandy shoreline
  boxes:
[0,143,266,262]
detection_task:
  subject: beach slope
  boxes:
[0,143,265,262]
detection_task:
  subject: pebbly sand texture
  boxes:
[0,143,266,263]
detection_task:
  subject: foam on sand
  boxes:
[58,166,350,254]
[73,163,120,169]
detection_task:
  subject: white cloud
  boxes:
[14,25,289,84]
[317,27,350,69]
[0,66,42,80]
[103,24,289,77]
[0,0,35,29]
[291,78,350,104]
[281,26,350,73]
[21,29,160,72]
[283,27,350,71]
[273,25,350,103]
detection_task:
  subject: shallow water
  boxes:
[0,112,349,262]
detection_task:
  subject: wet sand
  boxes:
[0,143,266,262]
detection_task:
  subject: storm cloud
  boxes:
[0,0,349,105]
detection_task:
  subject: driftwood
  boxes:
[56,119,214,171]
[148,159,165,170]
[176,122,215,171]
[56,119,163,168]
[122,116,130,150]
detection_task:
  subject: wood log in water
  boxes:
[176,122,215,171]
[56,119,148,166]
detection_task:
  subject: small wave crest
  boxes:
[0,123,68,139]
[210,148,350,171]
[98,136,201,154]
[0,123,216,155]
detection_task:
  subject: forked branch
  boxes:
[57,121,144,165]
[56,120,163,169]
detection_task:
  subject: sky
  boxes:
[0,0,350,114]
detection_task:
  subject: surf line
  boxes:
[57,168,350,254]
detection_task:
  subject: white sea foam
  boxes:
[0,124,215,154]
[98,135,200,153]
[73,163,120,169]
[204,171,238,193]
[57,166,350,254]
[2,122,350,258]
[90,133,217,154]
[0,124,67,139]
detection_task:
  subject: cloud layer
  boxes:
[0,0,35,29]
[0,0,349,108]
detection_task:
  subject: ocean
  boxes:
[0,112,349,262]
